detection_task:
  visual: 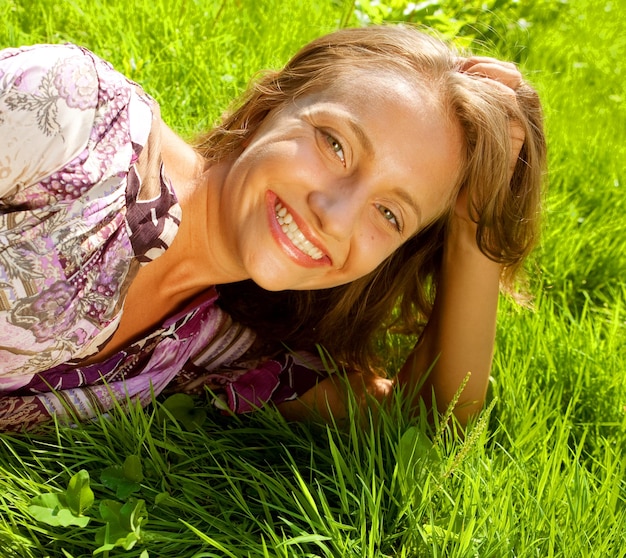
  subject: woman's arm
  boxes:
[395,212,501,425]
[396,57,526,426]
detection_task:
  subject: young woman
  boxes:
[0,26,545,431]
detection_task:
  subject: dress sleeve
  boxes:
[0,43,152,200]
[172,344,331,414]
[218,351,331,413]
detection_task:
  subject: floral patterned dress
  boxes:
[0,44,326,431]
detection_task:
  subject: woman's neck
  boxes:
[156,122,248,293]
[78,123,249,366]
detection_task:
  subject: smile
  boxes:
[275,202,324,260]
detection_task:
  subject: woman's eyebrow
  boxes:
[392,187,423,226]
[347,118,374,156]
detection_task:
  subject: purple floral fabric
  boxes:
[0,44,326,431]
[0,43,158,376]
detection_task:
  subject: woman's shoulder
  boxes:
[0,43,107,106]
[0,42,157,199]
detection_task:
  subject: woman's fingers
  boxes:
[458,56,521,89]
[458,55,517,70]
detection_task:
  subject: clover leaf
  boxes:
[101,455,144,499]
[94,498,148,554]
[28,469,93,527]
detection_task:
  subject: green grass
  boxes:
[1,0,625,556]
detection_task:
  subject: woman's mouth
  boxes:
[265,191,330,267]
[275,201,324,260]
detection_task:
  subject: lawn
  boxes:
[0,0,624,556]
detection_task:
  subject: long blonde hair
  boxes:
[196,25,546,372]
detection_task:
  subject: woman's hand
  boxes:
[451,57,527,248]
[454,57,526,225]
[459,56,526,181]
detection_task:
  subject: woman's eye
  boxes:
[325,134,345,165]
[376,204,401,231]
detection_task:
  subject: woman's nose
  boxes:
[308,183,365,240]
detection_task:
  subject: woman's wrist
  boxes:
[445,216,502,277]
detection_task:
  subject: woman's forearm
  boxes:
[396,218,502,425]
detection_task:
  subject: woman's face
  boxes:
[215,70,463,291]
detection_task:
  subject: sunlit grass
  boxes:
[0,0,625,556]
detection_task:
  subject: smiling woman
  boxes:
[211,70,462,292]
[0,25,545,431]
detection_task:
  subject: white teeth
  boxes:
[275,202,324,260]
